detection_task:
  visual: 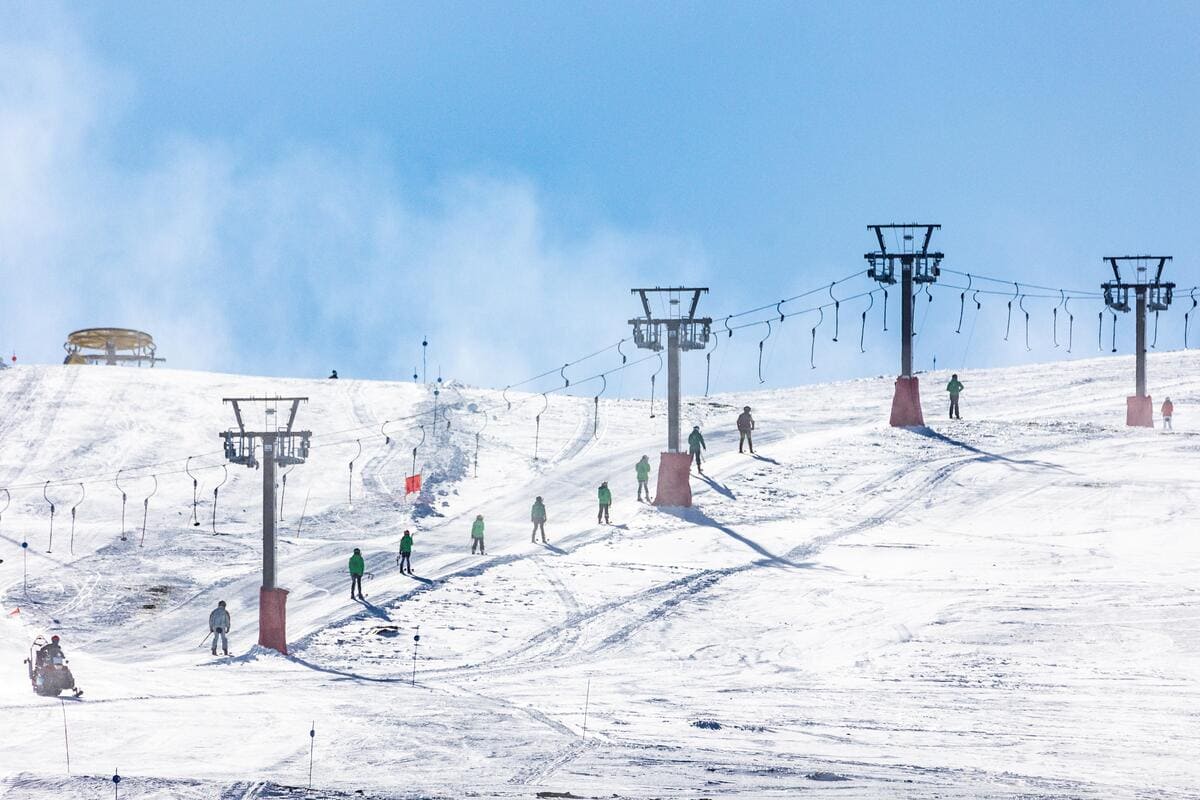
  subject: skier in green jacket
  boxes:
[471,514,486,554]
[397,530,414,574]
[348,548,365,600]
[597,481,612,524]
[946,374,964,420]
[635,455,651,502]
[531,496,548,543]
[688,426,706,473]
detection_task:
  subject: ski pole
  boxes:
[199,631,212,648]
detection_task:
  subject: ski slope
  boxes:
[0,353,1198,799]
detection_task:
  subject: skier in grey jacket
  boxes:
[208,600,231,656]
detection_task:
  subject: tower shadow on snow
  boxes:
[660,505,821,570]
[910,426,1071,472]
[287,653,411,684]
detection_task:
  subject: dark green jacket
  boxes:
[636,459,651,481]
[598,486,612,505]
[471,519,485,539]
[349,553,365,575]
[946,379,964,396]
[688,430,706,452]
[399,534,413,554]
[531,500,547,522]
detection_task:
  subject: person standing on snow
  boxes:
[688,426,706,473]
[471,514,486,554]
[597,482,612,524]
[636,456,652,502]
[736,406,755,454]
[531,497,548,543]
[397,530,414,574]
[946,374,964,420]
[349,548,365,600]
[1162,397,1174,431]
[208,600,231,656]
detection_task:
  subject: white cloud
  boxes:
[0,8,707,388]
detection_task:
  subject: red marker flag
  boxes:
[7,607,19,617]
[405,474,422,495]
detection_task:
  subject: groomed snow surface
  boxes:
[1,353,1197,799]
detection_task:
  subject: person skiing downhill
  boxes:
[349,548,365,600]
[471,514,486,554]
[1162,397,1174,431]
[208,600,231,656]
[736,406,755,454]
[635,456,652,502]
[597,482,612,524]
[397,530,414,574]
[328,370,338,379]
[946,374,964,420]
[531,497,548,543]
[688,426,706,472]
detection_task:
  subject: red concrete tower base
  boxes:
[889,376,925,427]
[653,452,693,507]
[259,587,289,654]
[1126,395,1153,428]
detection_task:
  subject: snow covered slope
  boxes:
[1,352,1198,799]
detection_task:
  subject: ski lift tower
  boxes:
[629,286,712,506]
[865,223,943,426]
[219,396,311,654]
[1101,256,1175,427]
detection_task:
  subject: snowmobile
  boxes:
[24,635,82,697]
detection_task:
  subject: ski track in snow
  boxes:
[1,355,1199,798]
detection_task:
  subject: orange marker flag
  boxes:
[405,474,422,495]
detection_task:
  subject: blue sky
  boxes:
[1,1,1198,395]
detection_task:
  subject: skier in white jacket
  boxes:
[208,600,231,656]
